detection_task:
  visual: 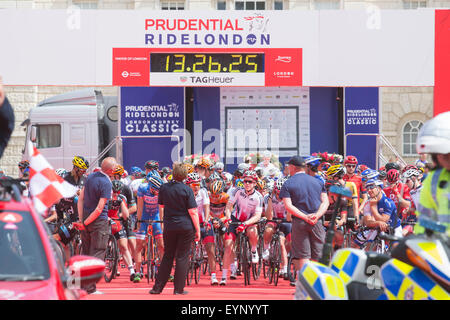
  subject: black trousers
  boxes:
[153,228,194,293]
[80,218,109,293]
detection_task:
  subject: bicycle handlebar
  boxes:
[137,219,163,224]
[378,232,402,242]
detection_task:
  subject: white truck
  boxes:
[21,89,120,171]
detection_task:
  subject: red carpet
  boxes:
[85,263,295,300]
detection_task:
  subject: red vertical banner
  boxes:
[113,48,150,86]
[434,10,450,116]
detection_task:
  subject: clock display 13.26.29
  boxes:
[150,53,265,73]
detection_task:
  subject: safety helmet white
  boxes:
[416,111,450,154]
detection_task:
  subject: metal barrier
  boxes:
[345,133,407,170]
[87,135,181,174]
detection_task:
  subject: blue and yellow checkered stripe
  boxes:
[330,249,360,285]
[381,259,449,300]
[301,261,347,300]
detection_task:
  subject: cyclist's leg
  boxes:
[203,223,217,281]
[221,228,237,283]
[135,221,149,274]
[262,222,275,259]
[245,225,259,255]
[152,221,164,259]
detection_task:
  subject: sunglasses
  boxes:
[243,180,254,184]
[346,165,356,168]
[366,185,378,190]
[190,183,200,188]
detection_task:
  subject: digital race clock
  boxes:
[150,53,265,73]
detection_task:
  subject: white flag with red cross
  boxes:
[27,141,78,215]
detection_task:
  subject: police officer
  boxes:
[415,111,450,236]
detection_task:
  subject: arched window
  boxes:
[403,120,423,156]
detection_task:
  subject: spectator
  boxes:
[256,150,278,176]
[150,162,200,295]
[0,76,15,160]
[75,157,117,294]
[280,156,329,285]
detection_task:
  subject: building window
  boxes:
[161,1,185,10]
[403,120,423,156]
[313,0,340,10]
[274,1,283,10]
[235,1,266,10]
[217,0,227,10]
[403,0,427,9]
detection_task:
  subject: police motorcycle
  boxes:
[294,185,449,300]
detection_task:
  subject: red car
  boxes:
[0,179,105,300]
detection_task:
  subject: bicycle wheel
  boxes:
[215,233,224,271]
[195,242,203,284]
[104,234,118,283]
[253,236,264,281]
[287,254,297,283]
[147,236,154,283]
[53,240,66,266]
[271,240,281,286]
[241,236,251,286]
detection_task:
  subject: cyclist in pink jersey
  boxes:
[220,170,264,285]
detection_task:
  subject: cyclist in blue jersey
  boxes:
[353,179,403,248]
[305,156,326,186]
[134,173,164,283]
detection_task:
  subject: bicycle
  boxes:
[253,218,266,281]
[227,221,254,286]
[137,219,163,284]
[265,218,288,286]
[212,218,226,272]
[186,239,205,286]
[103,218,121,283]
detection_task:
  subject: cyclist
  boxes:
[326,164,360,227]
[18,160,29,179]
[196,158,213,189]
[213,162,225,176]
[343,155,368,217]
[159,167,172,183]
[209,180,229,223]
[145,160,160,177]
[415,111,450,236]
[402,166,422,235]
[112,164,138,272]
[135,172,165,283]
[55,156,88,225]
[107,180,137,282]
[383,168,412,222]
[353,178,403,249]
[220,170,264,285]
[221,172,233,192]
[262,177,292,280]
[305,156,326,187]
[185,172,218,285]
[130,166,146,197]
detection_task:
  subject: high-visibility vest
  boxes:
[415,168,450,236]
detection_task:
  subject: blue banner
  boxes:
[120,87,185,171]
[344,87,379,169]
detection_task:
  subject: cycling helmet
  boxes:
[326,165,346,178]
[213,162,224,171]
[365,178,384,188]
[361,169,380,182]
[145,160,159,171]
[401,165,417,174]
[305,156,320,171]
[221,172,233,184]
[210,180,224,195]
[113,164,125,177]
[147,174,163,190]
[318,162,331,172]
[112,180,124,193]
[72,156,89,170]
[160,167,171,176]
[197,158,212,169]
[130,166,144,177]
[386,169,400,184]
[385,162,401,172]
[416,111,450,154]
[378,170,387,180]
[242,170,258,182]
[344,155,358,165]
[255,179,266,191]
[56,168,67,177]
[206,172,222,183]
[357,164,368,173]
[185,172,201,185]
[275,178,287,191]
[184,163,195,174]
[18,160,30,169]
[403,168,420,179]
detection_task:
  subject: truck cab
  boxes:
[21,89,118,171]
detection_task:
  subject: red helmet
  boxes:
[344,156,358,165]
[386,169,400,184]
[242,170,258,182]
[357,164,368,173]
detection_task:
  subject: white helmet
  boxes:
[56,168,67,177]
[416,111,450,154]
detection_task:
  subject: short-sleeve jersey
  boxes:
[195,188,210,224]
[229,189,264,222]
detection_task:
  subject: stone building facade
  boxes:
[1,0,448,176]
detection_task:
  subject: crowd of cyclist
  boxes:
[5,148,433,287]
